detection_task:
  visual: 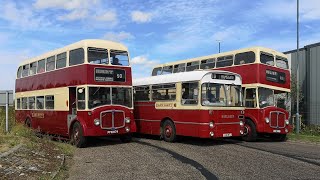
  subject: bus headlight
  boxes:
[125,117,131,124]
[94,119,100,126]
[285,119,289,125]
[265,117,270,124]
[240,121,244,126]
[209,121,214,128]
[125,126,130,132]
[209,131,214,137]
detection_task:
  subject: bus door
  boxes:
[67,87,78,132]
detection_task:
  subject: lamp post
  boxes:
[216,40,221,53]
[296,0,300,134]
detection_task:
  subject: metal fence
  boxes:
[0,90,14,133]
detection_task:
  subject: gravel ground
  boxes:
[68,136,320,180]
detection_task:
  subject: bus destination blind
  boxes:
[266,69,286,84]
[95,68,126,82]
[212,73,235,80]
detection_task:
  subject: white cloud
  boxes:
[95,11,117,22]
[131,55,159,79]
[131,55,159,67]
[102,31,134,42]
[33,0,100,10]
[131,11,152,23]
[0,1,50,29]
[253,0,320,22]
[58,9,89,21]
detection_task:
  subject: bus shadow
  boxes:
[85,137,127,147]
[133,133,238,147]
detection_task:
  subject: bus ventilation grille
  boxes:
[270,111,285,128]
[100,110,125,130]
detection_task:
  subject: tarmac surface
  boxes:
[68,136,320,180]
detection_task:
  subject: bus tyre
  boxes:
[162,120,177,142]
[242,120,257,142]
[271,134,287,142]
[71,122,87,148]
[25,118,31,128]
[120,134,132,143]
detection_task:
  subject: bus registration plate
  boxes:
[223,133,232,137]
[107,130,118,134]
[273,130,281,133]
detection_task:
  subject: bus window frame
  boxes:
[200,58,215,69]
[244,87,258,108]
[181,81,199,106]
[151,83,176,101]
[134,85,151,102]
[260,51,275,66]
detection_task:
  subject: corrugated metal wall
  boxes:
[308,45,320,125]
[285,43,320,125]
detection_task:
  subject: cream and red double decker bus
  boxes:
[133,70,245,142]
[15,39,136,147]
[151,47,291,141]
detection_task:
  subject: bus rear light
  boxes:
[285,119,289,125]
[209,131,214,137]
[125,126,130,132]
[94,119,100,126]
[209,121,214,128]
[125,117,131,124]
[265,117,270,124]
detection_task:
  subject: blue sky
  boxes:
[0,0,320,90]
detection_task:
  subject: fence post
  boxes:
[5,91,9,133]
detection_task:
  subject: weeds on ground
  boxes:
[289,123,320,143]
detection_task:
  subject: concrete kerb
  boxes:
[51,154,66,180]
[0,144,23,158]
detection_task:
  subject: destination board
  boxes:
[211,73,236,80]
[94,68,125,82]
[266,69,286,84]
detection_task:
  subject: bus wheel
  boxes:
[242,120,257,142]
[120,134,132,143]
[25,118,31,128]
[71,122,87,148]
[271,134,287,142]
[162,120,176,142]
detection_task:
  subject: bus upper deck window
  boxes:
[260,52,274,66]
[162,66,173,75]
[173,63,186,73]
[186,61,200,72]
[234,51,255,65]
[216,55,233,67]
[17,66,22,78]
[152,67,162,76]
[69,48,84,66]
[88,47,108,65]
[30,62,37,75]
[56,52,67,69]
[22,64,29,77]
[276,56,289,69]
[110,50,129,66]
[200,58,215,69]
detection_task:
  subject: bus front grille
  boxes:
[269,111,286,129]
[100,110,125,130]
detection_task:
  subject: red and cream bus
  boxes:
[133,70,245,142]
[151,47,291,141]
[15,39,136,147]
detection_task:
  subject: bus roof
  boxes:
[19,39,128,66]
[133,70,241,86]
[153,46,287,68]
